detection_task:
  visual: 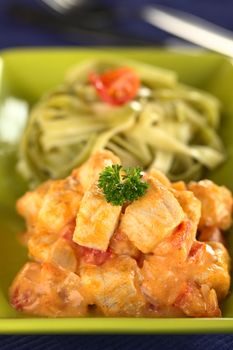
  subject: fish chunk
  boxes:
[48,237,78,272]
[80,256,146,316]
[190,241,230,300]
[28,223,78,271]
[73,182,121,251]
[109,227,140,260]
[153,220,193,263]
[148,168,171,187]
[171,189,201,255]
[28,230,59,262]
[173,282,221,317]
[9,262,87,317]
[72,150,120,191]
[141,242,224,317]
[198,226,226,245]
[36,176,83,234]
[172,190,201,233]
[120,177,184,253]
[188,180,233,230]
[171,181,187,191]
[16,181,51,230]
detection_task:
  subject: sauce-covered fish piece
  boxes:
[73,182,121,251]
[170,190,201,260]
[36,177,83,234]
[80,256,146,316]
[28,220,78,271]
[190,241,230,300]
[120,177,184,253]
[198,226,226,245]
[188,180,233,230]
[72,150,120,191]
[109,227,141,260]
[173,282,221,317]
[141,237,230,317]
[141,247,223,317]
[16,180,52,231]
[72,150,122,251]
[9,262,87,317]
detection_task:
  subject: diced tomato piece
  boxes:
[173,282,191,308]
[11,288,33,311]
[171,221,191,249]
[78,246,114,266]
[62,220,82,257]
[61,219,76,241]
[188,241,205,262]
[89,67,140,106]
[62,220,113,265]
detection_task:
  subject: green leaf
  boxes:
[98,165,149,206]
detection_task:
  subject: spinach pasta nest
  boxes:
[18,58,225,185]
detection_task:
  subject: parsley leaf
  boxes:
[98,165,149,206]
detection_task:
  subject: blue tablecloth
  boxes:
[1,0,233,348]
[1,334,233,350]
[1,0,233,47]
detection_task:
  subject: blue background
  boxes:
[1,0,233,348]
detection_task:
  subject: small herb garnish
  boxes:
[98,165,149,206]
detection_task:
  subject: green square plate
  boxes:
[1,48,233,334]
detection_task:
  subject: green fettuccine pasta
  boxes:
[17,58,225,185]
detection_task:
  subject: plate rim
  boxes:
[1,318,233,334]
[0,47,232,333]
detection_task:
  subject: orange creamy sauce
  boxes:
[9,151,232,318]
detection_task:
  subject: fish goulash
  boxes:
[10,150,232,317]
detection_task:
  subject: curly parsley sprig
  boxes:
[98,165,149,206]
